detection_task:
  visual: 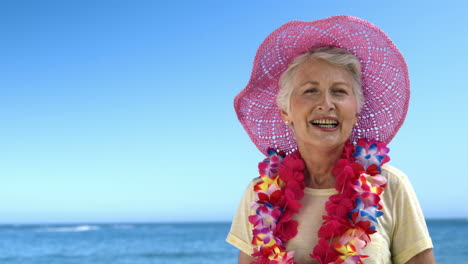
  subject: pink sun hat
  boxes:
[234,15,410,156]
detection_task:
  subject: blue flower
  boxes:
[353,143,387,169]
[350,198,384,230]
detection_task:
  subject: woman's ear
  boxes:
[281,108,290,125]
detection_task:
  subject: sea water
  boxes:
[0,219,466,264]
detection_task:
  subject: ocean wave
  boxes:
[36,225,100,233]
[112,224,134,229]
[139,251,225,258]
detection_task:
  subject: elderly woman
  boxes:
[227,16,435,264]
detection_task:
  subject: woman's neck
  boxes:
[298,143,344,189]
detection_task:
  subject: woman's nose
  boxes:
[317,93,335,111]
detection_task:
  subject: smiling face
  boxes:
[281,58,358,150]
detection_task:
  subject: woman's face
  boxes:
[281,58,358,150]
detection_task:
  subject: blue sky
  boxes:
[1,0,467,224]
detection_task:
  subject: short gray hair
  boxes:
[277,47,363,112]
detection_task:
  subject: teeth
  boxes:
[310,119,338,128]
[311,119,338,125]
[315,124,336,128]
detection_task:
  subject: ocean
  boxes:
[0,219,466,264]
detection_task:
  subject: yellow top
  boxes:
[226,164,433,264]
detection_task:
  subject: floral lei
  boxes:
[249,139,390,264]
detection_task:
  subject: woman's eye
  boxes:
[304,88,318,94]
[333,89,348,94]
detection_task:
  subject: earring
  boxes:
[285,121,289,125]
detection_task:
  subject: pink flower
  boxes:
[317,216,349,239]
[311,239,340,264]
[249,202,282,230]
[252,228,283,248]
[275,218,299,241]
[353,139,390,169]
[271,251,295,264]
[332,159,356,196]
[325,194,354,219]
[361,173,387,188]
[353,174,384,196]
[256,184,283,206]
[338,228,370,254]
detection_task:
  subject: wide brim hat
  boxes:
[234,15,410,156]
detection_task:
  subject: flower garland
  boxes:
[249,139,390,264]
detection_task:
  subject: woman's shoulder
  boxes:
[381,164,409,180]
[380,164,412,194]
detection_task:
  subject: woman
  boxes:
[227,16,435,264]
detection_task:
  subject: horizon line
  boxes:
[0,217,466,226]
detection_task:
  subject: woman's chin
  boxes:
[298,136,348,151]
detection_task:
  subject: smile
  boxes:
[310,119,339,129]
